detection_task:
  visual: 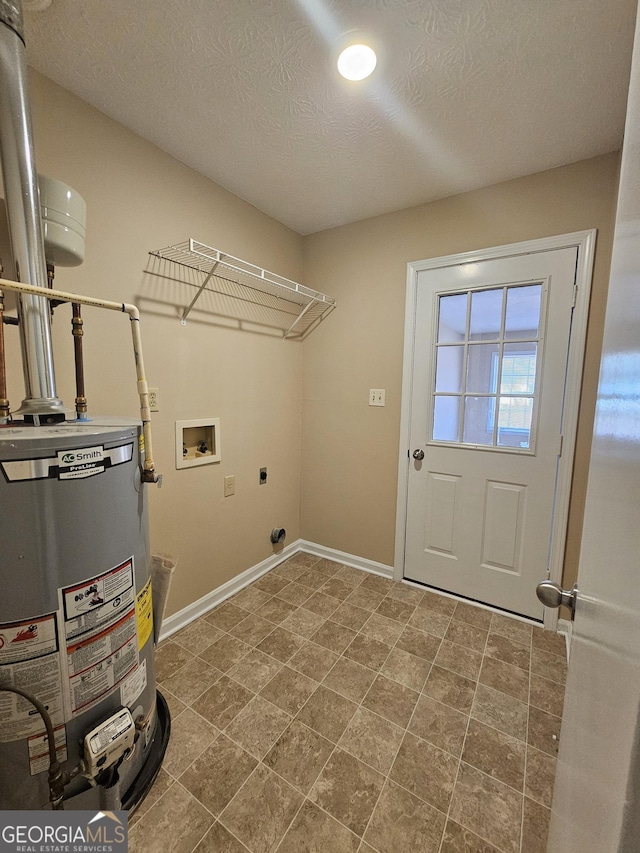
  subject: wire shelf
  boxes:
[149,238,336,339]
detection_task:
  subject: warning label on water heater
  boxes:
[59,559,140,717]
[0,613,65,743]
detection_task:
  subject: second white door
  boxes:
[404,245,579,619]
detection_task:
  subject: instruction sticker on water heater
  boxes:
[59,559,140,717]
[62,559,135,640]
[28,724,67,776]
[66,616,138,715]
[57,444,105,480]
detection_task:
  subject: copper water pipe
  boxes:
[71,303,87,419]
[0,276,159,482]
[0,289,9,422]
[45,262,86,419]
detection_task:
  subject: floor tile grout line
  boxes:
[252,648,400,846]
[163,629,543,769]
[265,620,410,847]
[521,634,557,851]
[519,637,534,853]
[172,609,501,758]
[168,704,528,853]
[367,768,453,821]
[170,670,260,725]
[291,586,436,846]
[441,744,524,846]
[165,557,561,651]
[157,778,222,853]
[212,757,295,850]
[270,790,363,853]
[327,606,423,767]
[271,741,353,844]
[166,726,220,779]
[161,665,226,708]
[438,654,478,853]
[450,756,531,808]
[214,699,293,762]
[324,652,553,800]
[353,716,411,852]
[236,758,308,852]
[215,620,426,783]
[196,576,458,670]
[128,769,176,829]
[210,714,330,839]
[437,629,524,853]
[173,659,385,799]
[352,615,448,848]
[185,765,260,853]
[157,563,560,853]
[462,706,530,752]
[193,822,248,853]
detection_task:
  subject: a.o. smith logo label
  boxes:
[56,446,105,480]
[0,811,127,853]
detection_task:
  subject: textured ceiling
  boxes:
[23,0,638,235]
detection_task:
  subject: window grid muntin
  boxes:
[430,282,544,451]
[488,348,539,435]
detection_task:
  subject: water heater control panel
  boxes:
[83,708,136,776]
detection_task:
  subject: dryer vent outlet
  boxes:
[270,528,286,545]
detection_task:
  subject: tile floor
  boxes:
[130,553,567,853]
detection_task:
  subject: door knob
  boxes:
[412,449,425,460]
[536,580,578,619]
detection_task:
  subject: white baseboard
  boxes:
[159,538,572,666]
[297,540,394,579]
[158,540,393,642]
[557,618,573,661]
[159,539,303,641]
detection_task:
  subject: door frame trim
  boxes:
[394,230,597,629]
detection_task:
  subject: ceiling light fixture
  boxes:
[337,43,377,81]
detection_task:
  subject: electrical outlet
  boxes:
[224,475,235,497]
[148,387,159,412]
[369,388,385,407]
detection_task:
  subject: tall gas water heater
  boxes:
[0,0,170,810]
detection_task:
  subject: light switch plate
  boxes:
[369,388,385,407]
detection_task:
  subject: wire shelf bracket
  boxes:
[148,238,336,339]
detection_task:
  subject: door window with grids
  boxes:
[431,283,544,450]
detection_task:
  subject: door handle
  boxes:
[412,449,425,460]
[536,580,578,620]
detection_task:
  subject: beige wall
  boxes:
[6,71,620,619]
[6,71,305,616]
[301,153,620,590]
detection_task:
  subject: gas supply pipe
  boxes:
[0,276,160,483]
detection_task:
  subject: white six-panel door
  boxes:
[403,247,579,619]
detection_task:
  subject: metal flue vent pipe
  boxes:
[0,0,63,420]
